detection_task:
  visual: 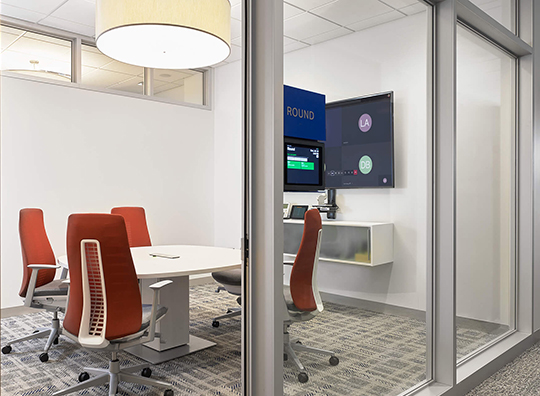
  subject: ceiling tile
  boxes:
[284,36,299,46]
[284,3,304,19]
[82,68,133,87]
[108,77,144,94]
[154,69,192,83]
[311,0,393,26]
[227,44,242,63]
[230,18,241,39]
[284,41,309,54]
[154,82,184,95]
[232,37,241,46]
[400,3,426,15]
[0,26,24,51]
[0,4,47,23]
[284,0,337,11]
[39,16,95,36]
[284,12,340,41]
[82,46,112,68]
[51,0,95,27]
[380,0,419,8]
[7,35,71,62]
[101,60,142,75]
[231,4,241,20]
[1,0,66,15]
[347,10,404,31]
[303,26,353,45]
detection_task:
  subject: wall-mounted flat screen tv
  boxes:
[325,92,394,189]
[284,137,325,192]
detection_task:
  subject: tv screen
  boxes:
[325,92,394,188]
[284,137,325,192]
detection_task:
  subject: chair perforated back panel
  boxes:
[290,209,322,312]
[111,207,152,248]
[18,208,56,297]
[64,214,142,340]
[84,241,106,337]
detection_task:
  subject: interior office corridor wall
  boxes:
[0,76,215,308]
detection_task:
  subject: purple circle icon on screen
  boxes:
[383,178,388,184]
[359,113,372,132]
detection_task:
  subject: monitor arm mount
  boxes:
[313,188,339,219]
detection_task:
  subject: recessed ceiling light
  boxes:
[137,81,143,86]
[96,0,231,69]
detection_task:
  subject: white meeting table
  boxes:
[57,245,242,364]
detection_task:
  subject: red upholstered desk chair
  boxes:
[110,206,152,247]
[53,214,173,396]
[283,209,339,383]
[1,208,68,362]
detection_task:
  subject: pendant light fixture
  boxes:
[96,0,231,69]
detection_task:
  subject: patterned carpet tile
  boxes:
[0,284,502,396]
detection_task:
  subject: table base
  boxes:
[125,335,216,364]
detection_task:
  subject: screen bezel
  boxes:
[325,91,395,189]
[284,137,325,192]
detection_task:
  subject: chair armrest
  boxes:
[149,280,173,289]
[284,261,295,266]
[62,279,70,284]
[24,265,61,307]
[146,280,173,342]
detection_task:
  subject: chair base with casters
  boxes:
[283,321,339,383]
[211,269,242,328]
[2,309,62,362]
[1,265,68,362]
[54,303,174,396]
[54,351,173,396]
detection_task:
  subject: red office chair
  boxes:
[111,207,152,247]
[283,209,339,383]
[53,214,173,396]
[1,208,68,362]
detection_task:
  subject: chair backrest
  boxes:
[19,208,57,297]
[111,207,152,247]
[290,209,323,312]
[63,214,142,345]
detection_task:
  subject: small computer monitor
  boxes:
[284,137,325,192]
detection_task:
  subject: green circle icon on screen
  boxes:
[359,155,373,174]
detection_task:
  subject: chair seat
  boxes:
[212,269,241,286]
[111,304,167,343]
[33,279,69,297]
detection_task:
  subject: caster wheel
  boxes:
[227,309,233,313]
[141,367,152,378]
[39,352,49,363]
[212,321,220,328]
[2,345,12,354]
[298,372,308,383]
[78,372,90,382]
[283,353,288,361]
[295,341,302,345]
[164,390,174,396]
[33,330,39,334]
[53,337,59,345]
[329,356,339,366]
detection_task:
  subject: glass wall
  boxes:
[469,0,516,33]
[281,1,432,394]
[154,69,205,105]
[0,26,71,82]
[456,25,516,361]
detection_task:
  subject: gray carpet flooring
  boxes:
[0,284,505,396]
[466,342,540,396]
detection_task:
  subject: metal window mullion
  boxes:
[243,0,284,395]
[71,37,82,83]
[434,0,457,386]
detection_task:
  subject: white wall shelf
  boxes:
[283,220,394,267]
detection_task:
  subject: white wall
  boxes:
[214,13,430,311]
[1,76,215,308]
